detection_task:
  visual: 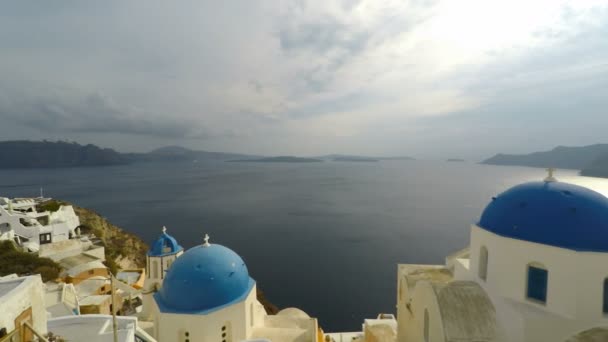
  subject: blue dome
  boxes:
[148,230,183,257]
[479,181,608,252]
[155,244,254,314]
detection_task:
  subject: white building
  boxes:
[142,231,320,342]
[47,314,156,342]
[395,173,608,342]
[0,196,80,252]
[44,281,80,318]
[0,274,47,340]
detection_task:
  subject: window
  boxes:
[603,278,608,314]
[478,246,488,281]
[526,263,548,303]
[250,303,254,326]
[423,309,429,342]
[39,233,52,244]
[222,323,232,342]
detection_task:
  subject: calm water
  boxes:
[1,160,606,331]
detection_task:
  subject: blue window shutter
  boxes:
[527,266,548,303]
[603,279,608,314]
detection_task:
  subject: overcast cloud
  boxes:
[0,0,607,159]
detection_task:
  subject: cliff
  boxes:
[0,140,128,168]
[70,204,148,271]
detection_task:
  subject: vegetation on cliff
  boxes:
[36,199,148,273]
[71,205,148,271]
[0,240,61,281]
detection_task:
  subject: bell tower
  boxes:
[141,226,183,320]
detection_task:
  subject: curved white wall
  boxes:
[468,224,608,321]
[153,285,258,342]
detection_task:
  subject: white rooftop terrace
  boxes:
[0,277,27,298]
[47,315,156,342]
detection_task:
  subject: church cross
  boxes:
[203,233,211,247]
[544,168,557,182]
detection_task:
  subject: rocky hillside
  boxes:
[38,199,148,272]
[71,205,148,271]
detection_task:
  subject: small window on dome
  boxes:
[163,240,172,253]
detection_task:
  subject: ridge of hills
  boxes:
[0,140,413,168]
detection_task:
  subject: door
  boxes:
[14,307,33,342]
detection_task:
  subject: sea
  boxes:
[1,160,607,331]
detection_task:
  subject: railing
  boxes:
[0,321,48,342]
[0,329,17,342]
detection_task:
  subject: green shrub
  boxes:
[0,241,61,282]
[37,200,63,213]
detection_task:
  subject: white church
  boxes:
[395,171,608,342]
[140,228,320,342]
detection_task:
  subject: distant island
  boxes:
[126,145,259,163]
[481,144,608,179]
[317,154,414,162]
[447,158,465,162]
[0,140,419,169]
[0,141,260,169]
[482,144,608,170]
[228,156,323,163]
[580,154,608,178]
[332,156,378,162]
[377,156,416,161]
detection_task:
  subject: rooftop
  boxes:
[59,254,100,269]
[64,260,107,277]
[79,294,111,306]
[0,277,27,298]
[75,276,109,297]
[47,314,152,342]
[398,264,453,292]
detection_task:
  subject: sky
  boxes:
[0,0,607,160]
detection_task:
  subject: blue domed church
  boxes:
[141,230,320,342]
[141,226,184,320]
[394,172,608,342]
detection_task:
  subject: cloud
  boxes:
[0,0,606,156]
[0,85,210,139]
